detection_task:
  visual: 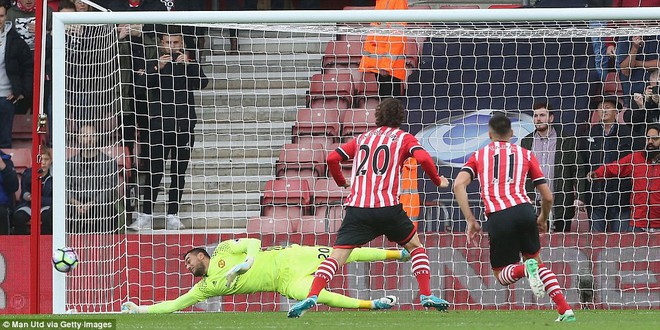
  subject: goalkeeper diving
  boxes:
[121,238,410,313]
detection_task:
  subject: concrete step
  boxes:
[208,71,313,90]
[212,37,330,54]
[181,174,273,192]
[203,53,323,70]
[196,106,299,122]
[195,121,292,134]
[128,213,250,231]
[195,88,308,107]
[190,147,281,161]
[151,201,261,214]
[188,159,277,177]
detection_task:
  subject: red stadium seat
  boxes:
[603,72,623,96]
[313,178,346,205]
[261,178,312,218]
[341,108,378,139]
[300,215,342,234]
[246,217,300,234]
[292,108,341,144]
[275,143,327,183]
[12,115,33,142]
[322,41,364,68]
[309,72,354,109]
[2,148,32,174]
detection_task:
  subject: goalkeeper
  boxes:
[121,238,408,313]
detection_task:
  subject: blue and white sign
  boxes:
[415,109,535,168]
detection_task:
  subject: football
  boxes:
[52,247,79,273]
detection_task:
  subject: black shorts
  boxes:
[334,204,416,248]
[486,203,541,270]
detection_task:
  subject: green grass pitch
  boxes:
[2,310,660,330]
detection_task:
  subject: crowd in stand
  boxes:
[0,0,659,234]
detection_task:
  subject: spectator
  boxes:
[130,26,208,231]
[66,124,118,233]
[12,147,52,235]
[0,149,18,234]
[0,3,33,148]
[629,69,660,141]
[577,95,634,232]
[6,0,53,51]
[520,101,578,232]
[358,0,408,97]
[587,0,613,82]
[71,0,91,12]
[618,33,660,105]
[587,124,660,231]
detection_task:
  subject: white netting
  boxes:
[55,11,660,313]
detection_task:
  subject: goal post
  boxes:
[51,7,660,314]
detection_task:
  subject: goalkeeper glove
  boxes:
[225,256,255,288]
[121,301,148,314]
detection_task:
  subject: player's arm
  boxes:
[528,152,551,232]
[327,140,357,187]
[589,153,634,180]
[405,134,448,188]
[221,238,262,287]
[122,290,202,314]
[453,153,480,245]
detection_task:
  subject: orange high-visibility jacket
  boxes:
[400,157,420,219]
[358,0,408,81]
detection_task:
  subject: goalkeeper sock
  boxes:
[538,265,571,315]
[497,263,526,286]
[308,257,339,298]
[410,247,431,296]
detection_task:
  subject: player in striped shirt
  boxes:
[288,98,451,318]
[453,115,575,322]
[120,238,408,313]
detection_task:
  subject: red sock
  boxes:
[538,266,571,314]
[411,247,431,296]
[308,257,339,298]
[497,264,526,286]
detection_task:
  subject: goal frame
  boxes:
[51,7,660,314]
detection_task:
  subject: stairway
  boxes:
[150,28,332,231]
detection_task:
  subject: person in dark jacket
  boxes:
[520,102,578,232]
[0,4,33,148]
[578,96,634,232]
[131,25,208,231]
[13,148,52,235]
[0,149,19,234]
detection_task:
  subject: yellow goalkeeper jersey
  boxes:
[146,238,279,313]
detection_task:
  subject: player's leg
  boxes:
[285,275,396,310]
[518,205,574,322]
[345,247,406,263]
[288,207,378,318]
[383,205,449,311]
[488,206,527,287]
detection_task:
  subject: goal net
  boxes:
[51,8,660,314]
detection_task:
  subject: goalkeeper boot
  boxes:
[372,295,397,310]
[399,249,411,262]
[420,295,450,312]
[555,309,576,322]
[287,295,317,318]
[525,259,545,299]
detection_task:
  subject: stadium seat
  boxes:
[300,215,342,234]
[292,108,341,144]
[340,108,378,139]
[603,72,623,96]
[1,148,31,174]
[246,216,300,234]
[12,115,33,143]
[275,143,327,184]
[313,178,346,205]
[261,178,312,218]
[309,72,355,109]
[322,41,364,68]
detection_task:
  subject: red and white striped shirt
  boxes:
[331,126,432,208]
[462,141,546,215]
